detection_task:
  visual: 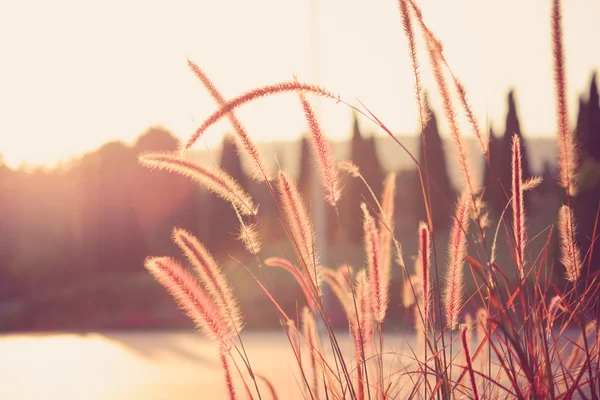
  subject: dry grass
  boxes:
[139,0,599,398]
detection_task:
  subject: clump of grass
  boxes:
[140,0,599,398]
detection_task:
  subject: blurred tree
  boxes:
[0,158,16,271]
[416,97,454,229]
[483,127,511,216]
[297,135,312,204]
[297,133,341,244]
[136,126,180,151]
[342,112,384,242]
[553,74,600,291]
[587,73,600,162]
[0,158,23,308]
[131,127,207,254]
[539,160,558,194]
[363,135,384,200]
[90,142,148,274]
[482,127,510,215]
[207,134,249,255]
[576,96,589,152]
[501,91,532,210]
[562,158,600,290]
[569,75,600,280]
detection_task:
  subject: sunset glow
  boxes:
[2,2,600,398]
[1,0,599,168]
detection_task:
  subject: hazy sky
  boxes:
[1,0,599,168]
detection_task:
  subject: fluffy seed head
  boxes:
[184,81,338,152]
[558,205,583,282]
[379,172,396,291]
[238,222,262,254]
[511,135,526,279]
[399,0,431,133]
[443,194,470,330]
[522,176,543,192]
[338,160,360,178]
[354,269,374,344]
[418,222,432,330]
[361,203,387,323]
[139,152,258,216]
[551,0,579,195]
[144,256,232,345]
[298,92,341,206]
[172,228,243,333]
[277,171,321,295]
[187,58,269,182]
[418,10,478,198]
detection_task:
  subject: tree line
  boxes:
[0,74,598,331]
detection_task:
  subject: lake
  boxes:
[0,330,423,400]
[0,328,588,399]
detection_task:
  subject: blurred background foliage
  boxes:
[0,74,599,332]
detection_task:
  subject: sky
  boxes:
[1,0,599,168]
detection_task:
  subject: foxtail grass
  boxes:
[140,0,599,398]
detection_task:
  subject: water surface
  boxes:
[0,331,419,399]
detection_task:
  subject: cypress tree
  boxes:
[132,127,206,252]
[363,136,384,199]
[297,135,312,204]
[502,91,532,208]
[0,159,17,278]
[503,91,531,178]
[588,73,600,162]
[207,134,249,254]
[343,112,384,242]
[567,73,600,282]
[416,97,454,228]
[575,96,589,153]
[539,161,557,194]
[482,126,508,215]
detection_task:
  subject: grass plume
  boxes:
[379,172,396,294]
[139,2,600,398]
[417,222,431,332]
[551,0,578,195]
[558,205,583,282]
[172,228,243,333]
[277,170,321,297]
[362,203,387,323]
[298,91,342,206]
[144,256,232,345]
[187,59,269,182]
[511,135,526,279]
[443,193,470,330]
[139,152,258,216]
[184,81,338,152]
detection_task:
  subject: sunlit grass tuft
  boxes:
[139,0,599,398]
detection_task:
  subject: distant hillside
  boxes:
[187,135,558,188]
